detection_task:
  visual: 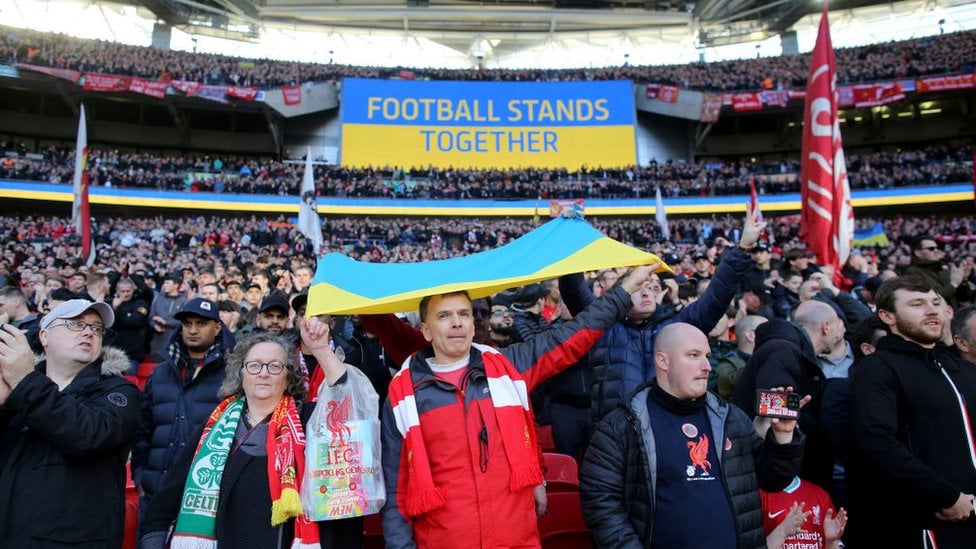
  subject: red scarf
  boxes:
[267,396,320,549]
[388,343,542,517]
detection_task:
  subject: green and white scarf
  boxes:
[170,396,243,549]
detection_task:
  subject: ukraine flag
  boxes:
[307,216,665,315]
[852,222,890,248]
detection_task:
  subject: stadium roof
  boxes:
[5,0,975,68]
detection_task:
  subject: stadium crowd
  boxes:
[2,24,976,91]
[1,141,972,199]
[3,207,976,548]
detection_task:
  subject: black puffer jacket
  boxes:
[731,319,832,487]
[580,382,804,549]
[0,347,140,548]
[131,327,235,497]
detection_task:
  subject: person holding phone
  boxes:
[580,322,806,549]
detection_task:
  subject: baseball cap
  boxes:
[259,294,290,314]
[244,282,262,292]
[516,284,548,307]
[662,252,681,265]
[291,291,308,314]
[41,299,115,330]
[752,241,771,252]
[693,253,711,263]
[174,297,220,322]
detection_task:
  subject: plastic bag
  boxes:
[302,365,384,520]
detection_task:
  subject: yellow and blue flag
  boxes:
[307,216,664,315]
[852,222,889,247]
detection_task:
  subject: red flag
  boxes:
[72,104,94,266]
[799,4,853,280]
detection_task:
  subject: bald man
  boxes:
[732,300,842,488]
[580,323,804,548]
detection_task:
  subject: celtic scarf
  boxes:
[170,396,321,549]
[171,397,242,549]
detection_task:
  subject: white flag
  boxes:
[72,104,87,232]
[298,147,324,255]
[655,186,670,241]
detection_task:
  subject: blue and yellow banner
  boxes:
[307,216,663,315]
[853,222,890,247]
[339,78,637,170]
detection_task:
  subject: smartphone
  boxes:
[756,389,801,420]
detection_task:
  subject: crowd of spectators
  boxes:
[2,24,976,91]
[1,140,971,199]
[3,212,976,292]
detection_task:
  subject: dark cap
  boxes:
[693,253,711,263]
[244,282,262,292]
[291,291,308,313]
[493,288,520,309]
[174,297,220,322]
[516,283,548,307]
[662,252,681,265]
[752,241,771,252]
[259,294,289,314]
[162,271,183,283]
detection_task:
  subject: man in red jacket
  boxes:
[380,264,655,549]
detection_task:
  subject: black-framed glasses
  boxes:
[243,361,286,375]
[920,246,940,252]
[49,319,110,338]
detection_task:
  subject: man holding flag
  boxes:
[799,3,854,284]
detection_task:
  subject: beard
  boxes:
[894,315,943,346]
[491,323,514,336]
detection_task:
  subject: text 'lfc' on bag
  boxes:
[301,366,384,520]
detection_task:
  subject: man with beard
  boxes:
[848,277,976,548]
[255,294,290,335]
[488,303,516,348]
[131,297,235,521]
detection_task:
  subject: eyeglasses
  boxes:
[243,361,286,375]
[472,308,491,319]
[49,319,110,338]
[920,246,940,252]
[491,310,514,318]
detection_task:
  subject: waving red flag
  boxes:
[799,3,853,278]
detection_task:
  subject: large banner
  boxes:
[339,78,637,169]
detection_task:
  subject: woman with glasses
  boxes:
[139,319,364,549]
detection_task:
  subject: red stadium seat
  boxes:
[135,362,158,391]
[123,461,138,549]
[543,453,579,493]
[537,491,592,549]
[537,425,556,453]
[363,513,384,549]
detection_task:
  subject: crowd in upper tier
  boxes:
[1,140,972,199]
[2,24,976,91]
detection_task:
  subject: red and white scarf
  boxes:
[388,343,542,517]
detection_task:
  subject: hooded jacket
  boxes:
[730,319,832,487]
[847,335,976,548]
[0,347,139,548]
[131,325,235,497]
[580,383,804,548]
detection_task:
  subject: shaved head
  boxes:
[793,300,837,329]
[654,323,712,400]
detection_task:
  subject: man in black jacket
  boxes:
[732,300,842,488]
[110,277,149,370]
[848,276,976,548]
[0,299,140,547]
[580,322,804,548]
[132,297,235,522]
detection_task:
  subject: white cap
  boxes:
[41,299,115,330]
